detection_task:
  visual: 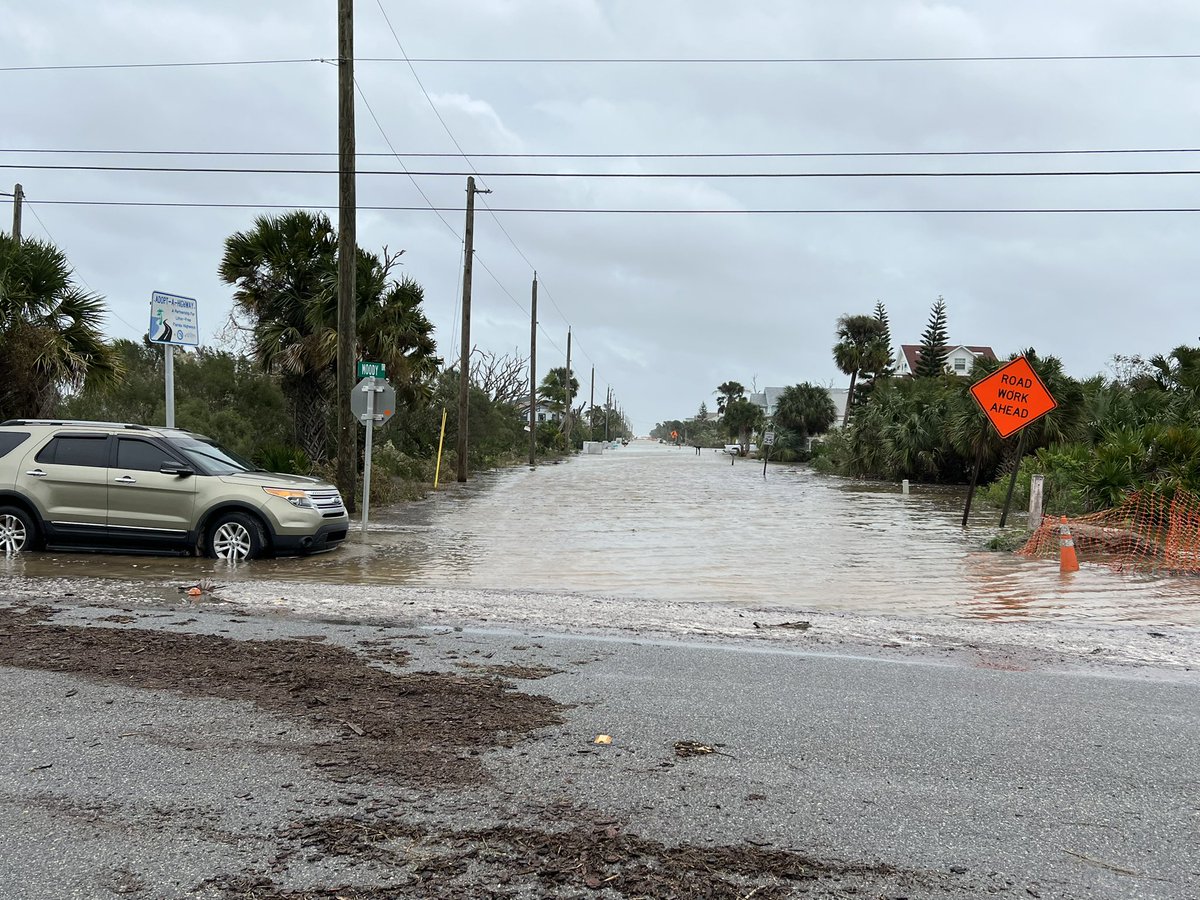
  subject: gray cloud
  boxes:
[4,0,1199,432]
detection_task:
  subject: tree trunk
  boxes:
[842,370,859,427]
[289,373,330,462]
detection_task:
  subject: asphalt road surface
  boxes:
[0,599,1196,899]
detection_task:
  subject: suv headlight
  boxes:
[263,487,314,509]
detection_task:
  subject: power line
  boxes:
[7,52,1200,72]
[21,198,145,336]
[0,59,324,72]
[11,163,1200,178]
[23,200,1200,214]
[350,67,567,359]
[362,53,1200,64]
[371,1,577,339]
[8,146,1200,159]
[371,0,583,383]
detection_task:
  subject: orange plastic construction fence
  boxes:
[1019,490,1200,574]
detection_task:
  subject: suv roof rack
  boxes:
[0,419,153,431]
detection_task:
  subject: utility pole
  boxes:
[457,176,488,482]
[11,184,22,243]
[335,0,358,511]
[589,366,595,437]
[563,327,573,446]
[605,387,611,441]
[528,273,538,467]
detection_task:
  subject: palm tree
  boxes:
[220,212,440,461]
[0,234,122,419]
[833,314,888,426]
[219,211,338,460]
[538,366,578,417]
[723,397,762,453]
[774,383,837,443]
[714,381,745,416]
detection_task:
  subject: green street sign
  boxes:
[357,361,386,378]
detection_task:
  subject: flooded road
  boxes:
[5,442,1198,626]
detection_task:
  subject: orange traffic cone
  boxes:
[1058,515,1080,573]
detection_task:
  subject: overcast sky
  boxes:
[4,0,1200,433]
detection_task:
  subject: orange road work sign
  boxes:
[969,356,1057,439]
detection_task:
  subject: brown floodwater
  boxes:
[4,442,1199,625]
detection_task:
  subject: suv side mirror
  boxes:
[160,461,195,477]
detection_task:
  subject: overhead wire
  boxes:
[371,0,577,346]
[7,51,1200,72]
[20,196,145,336]
[9,146,1200,159]
[350,63,567,361]
[12,162,1200,178]
[19,199,1200,214]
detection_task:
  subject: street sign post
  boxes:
[148,291,200,428]
[964,357,1058,527]
[762,431,776,477]
[352,376,396,535]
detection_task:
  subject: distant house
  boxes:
[519,402,563,424]
[895,344,996,378]
[749,387,850,429]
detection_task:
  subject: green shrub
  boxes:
[254,444,312,475]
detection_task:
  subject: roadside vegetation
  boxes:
[1,216,631,505]
[654,295,1200,515]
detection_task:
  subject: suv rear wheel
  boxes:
[0,505,41,554]
[206,511,266,561]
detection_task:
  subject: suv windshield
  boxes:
[167,436,261,476]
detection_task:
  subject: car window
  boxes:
[117,438,176,472]
[0,432,30,459]
[167,437,258,476]
[35,435,110,467]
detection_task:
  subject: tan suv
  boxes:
[0,420,349,561]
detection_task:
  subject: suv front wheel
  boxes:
[0,505,41,554]
[206,511,266,561]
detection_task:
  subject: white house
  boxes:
[895,344,996,378]
[519,401,563,424]
[749,387,850,428]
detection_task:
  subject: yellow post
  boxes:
[433,408,448,488]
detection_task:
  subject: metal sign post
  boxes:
[148,290,200,428]
[361,377,375,535]
[762,430,775,478]
[965,356,1058,527]
[352,374,397,536]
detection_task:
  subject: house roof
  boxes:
[899,344,996,372]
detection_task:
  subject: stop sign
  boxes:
[351,376,396,425]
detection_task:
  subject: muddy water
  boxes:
[5,442,1199,625]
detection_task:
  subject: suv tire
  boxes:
[0,505,42,554]
[206,511,266,561]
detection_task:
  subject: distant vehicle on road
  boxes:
[722,443,759,456]
[0,420,349,561]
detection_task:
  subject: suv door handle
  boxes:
[113,475,137,485]
[25,469,47,477]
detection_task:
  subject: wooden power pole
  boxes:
[11,184,22,243]
[589,366,595,436]
[335,0,358,511]
[528,273,538,467]
[457,176,488,482]
[563,327,573,446]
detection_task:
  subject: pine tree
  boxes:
[872,300,895,376]
[914,296,950,378]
